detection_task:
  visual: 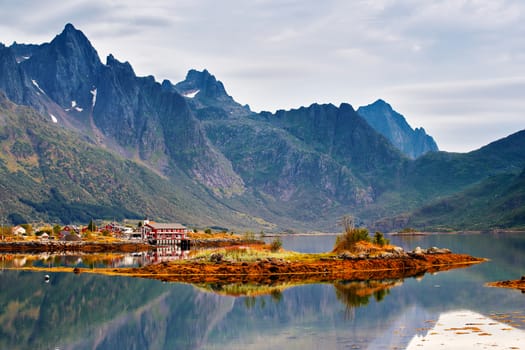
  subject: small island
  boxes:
[105,242,484,286]
[487,276,525,293]
[3,220,486,291]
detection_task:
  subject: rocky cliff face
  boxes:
[0,24,244,196]
[0,44,26,103]
[20,23,103,111]
[200,102,407,225]
[357,99,438,159]
[260,103,403,175]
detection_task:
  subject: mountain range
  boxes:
[0,23,523,232]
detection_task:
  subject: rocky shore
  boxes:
[0,237,259,252]
[101,245,485,285]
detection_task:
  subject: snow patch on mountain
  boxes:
[65,100,83,112]
[31,79,45,95]
[183,89,200,98]
[90,88,97,108]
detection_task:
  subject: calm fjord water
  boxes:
[1,232,524,349]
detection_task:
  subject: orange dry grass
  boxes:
[188,231,242,240]
[487,277,525,292]
[110,252,485,285]
[334,240,396,255]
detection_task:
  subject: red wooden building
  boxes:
[141,222,188,245]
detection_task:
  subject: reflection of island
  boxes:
[194,278,403,301]
[334,279,402,314]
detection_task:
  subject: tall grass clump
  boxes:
[333,215,370,252]
[269,237,283,252]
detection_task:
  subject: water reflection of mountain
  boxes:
[1,232,524,349]
[1,268,524,349]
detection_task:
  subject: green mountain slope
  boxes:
[0,92,269,229]
[402,168,525,231]
[360,130,525,229]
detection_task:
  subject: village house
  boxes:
[104,223,134,236]
[12,225,26,236]
[141,221,188,245]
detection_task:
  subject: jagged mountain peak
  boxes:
[50,23,100,61]
[106,54,135,76]
[63,22,77,32]
[357,99,438,158]
[176,68,228,100]
[17,23,102,110]
[175,68,251,119]
[360,99,404,122]
[370,98,389,107]
[339,102,355,112]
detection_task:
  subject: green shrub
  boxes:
[269,237,283,252]
[53,224,61,234]
[372,231,390,246]
[334,227,370,252]
[333,215,370,252]
[204,228,212,234]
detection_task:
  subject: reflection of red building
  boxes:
[141,222,188,245]
[146,246,190,264]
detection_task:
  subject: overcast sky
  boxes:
[0,0,523,152]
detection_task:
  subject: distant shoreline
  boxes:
[390,229,525,236]
[266,230,525,237]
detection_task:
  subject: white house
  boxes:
[12,226,26,236]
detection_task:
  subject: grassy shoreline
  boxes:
[4,242,486,287]
[1,235,490,297]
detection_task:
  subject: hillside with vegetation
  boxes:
[401,168,525,231]
[0,92,270,230]
[0,23,524,231]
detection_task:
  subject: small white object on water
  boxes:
[44,274,50,283]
